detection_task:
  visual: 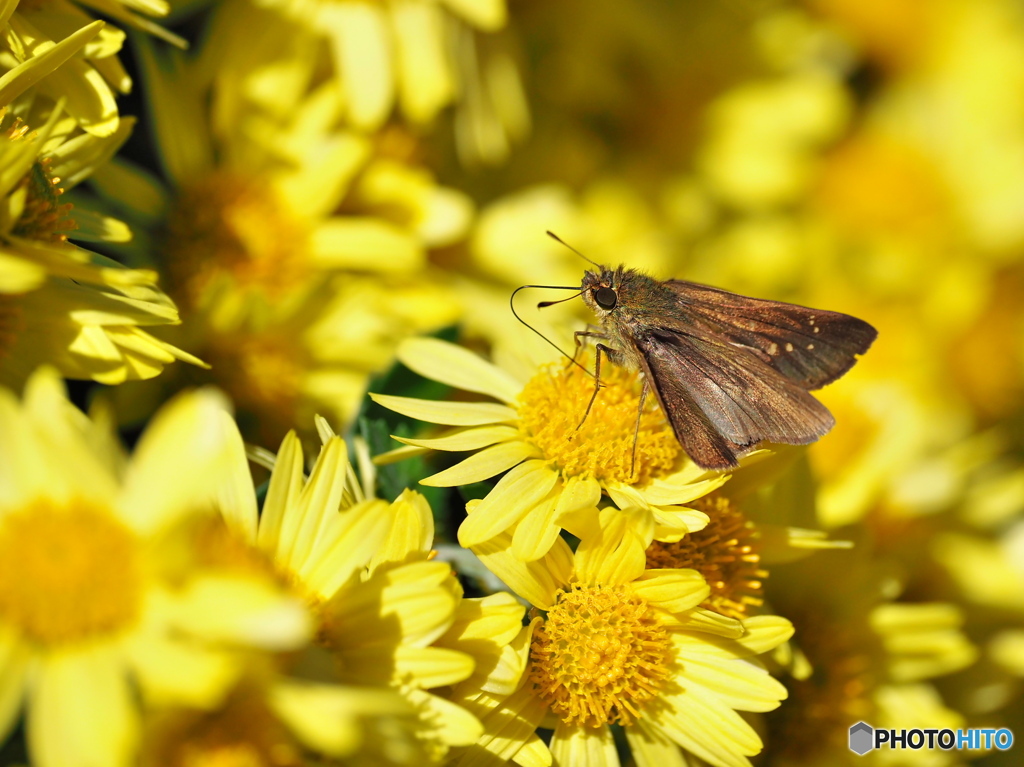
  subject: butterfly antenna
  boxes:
[510,284,592,375]
[546,230,602,268]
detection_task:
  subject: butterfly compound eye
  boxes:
[594,286,617,309]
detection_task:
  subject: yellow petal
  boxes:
[394,424,520,452]
[471,528,572,610]
[573,509,647,586]
[128,635,239,709]
[214,410,257,544]
[118,388,231,534]
[310,217,423,272]
[422,440,537,487]
[656,687,763,764]
[626,721,688,767]
[682,654,788,713]
[457,460,557,544]
[257,431,304,557]
[632,568,708,614]
[0,19,104,106]
[456,684,549,767]
[270,681,407,757]
[510,493,562,562]
[29,645,138,767]
[550,722,618,767]
[0,626,29,744]
[370,392,517,426]
[322,1,394,129]
[301,499,396,599]
[638,474,729,506]
[394,645,474,688]
[398,337,523,404]
[439,0,507,30]
[669,608,745,639]
[171,576,311,650]
[370,488,434,570]
[391,0,452,122]
[512,734,553,767]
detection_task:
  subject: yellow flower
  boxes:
[139,662,422,767]
[450,507,793,767]
[0,58,202,386]
[0,6,158,138]
[0,369,310,767]
[372,337,730,561]
[253,0,508,130]
[100,28,467,443]
[762,550,977,766]
[208,414,521,762]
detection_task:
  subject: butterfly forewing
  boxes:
[663,281,878,390]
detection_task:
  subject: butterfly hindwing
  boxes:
[635,327,835,469]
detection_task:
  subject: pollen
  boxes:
[645,496,767,619]
[163,172,310,311]
[0,499,142,645]
[529,582,672,728]
[517,358,680,484]
[11,158,77,243]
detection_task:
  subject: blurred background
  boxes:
[4,0,1024,763]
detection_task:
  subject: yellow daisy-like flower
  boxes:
[0,60,202,386]
[100,26,466,442]
[450,507,793,767]
[763,550,977,766]
[0,369,311,767]
[372,337,730,561]
[0,8,147,138]
[255,0,508,130]
[209,414,525,762]
[139,660,423,767]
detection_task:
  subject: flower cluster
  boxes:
[1,1,1020,766]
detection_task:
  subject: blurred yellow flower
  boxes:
[0,369,310,767]
[372,337,728,561]
[763,551,977,766]
[452,508,793,767]
[98,27,468,443]
[209,414,527,762]
[139,663,422,767]
[256,0,508,130]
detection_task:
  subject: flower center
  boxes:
[0,499,142,645]
[762,605,877,762]
[11,158,77,243]
[141,679,303,767]
[163,172,310,310]
[517,358,680,484]
[0,294,24,362]
[204,331,306,447]
[645,496,766,619]
[529,582,671,727]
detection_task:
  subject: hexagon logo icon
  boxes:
[849,722,874,755]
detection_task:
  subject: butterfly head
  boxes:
[581,268,619,314]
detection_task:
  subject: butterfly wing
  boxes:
[663,281,877,390]
[635,327,836,470]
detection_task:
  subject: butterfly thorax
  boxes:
[581,266,685,370]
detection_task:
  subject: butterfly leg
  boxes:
[630,381,649,480]
[572,329,608,363]
[576,342,617,431]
